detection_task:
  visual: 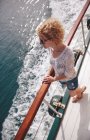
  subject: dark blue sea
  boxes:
[0,0,51,139]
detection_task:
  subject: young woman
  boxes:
[36,18,86,102]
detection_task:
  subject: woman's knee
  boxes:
[69,89,76,97]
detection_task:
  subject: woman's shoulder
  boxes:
[64,46,74,58]
[64,45,73,53]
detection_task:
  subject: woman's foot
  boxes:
[72,86,86,103]
[72,96,81,103]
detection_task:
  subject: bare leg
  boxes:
[69,86,86,102]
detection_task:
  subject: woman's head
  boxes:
[36,18,65,45]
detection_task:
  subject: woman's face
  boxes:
[39,34,55,49]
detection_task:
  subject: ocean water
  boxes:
[0,0,87,140]
[0,0,50,139]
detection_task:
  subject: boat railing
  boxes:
[14,0,90,140]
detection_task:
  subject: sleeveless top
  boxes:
[50,47,77,82]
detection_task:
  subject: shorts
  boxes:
[60,76,78,90]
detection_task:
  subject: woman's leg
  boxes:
[69,86,86,102]
[66,76,86,102]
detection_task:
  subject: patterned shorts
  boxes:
[60,76,78,90]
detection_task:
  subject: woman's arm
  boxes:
[43,74,68,84]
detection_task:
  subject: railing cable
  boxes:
[81,19,86,47]
[32,111,46,140]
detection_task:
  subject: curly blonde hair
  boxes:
[36,18,65,44]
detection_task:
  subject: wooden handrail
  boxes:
[14,67,55,140]
[14,0,90,139]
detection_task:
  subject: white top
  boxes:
[50,47,77,82]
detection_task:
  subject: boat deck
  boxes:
[56,43,90,140]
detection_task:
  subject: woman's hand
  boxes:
[43,75,55,84]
